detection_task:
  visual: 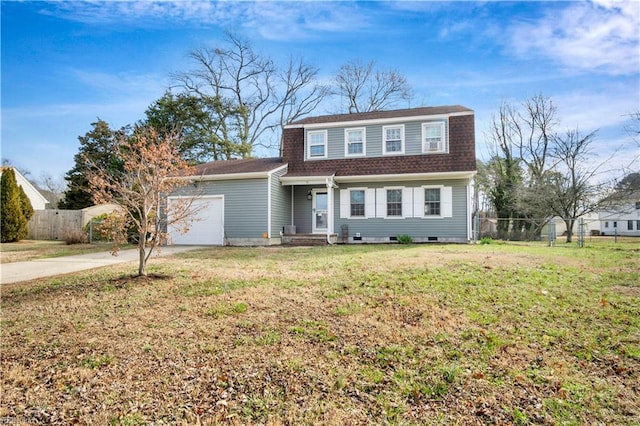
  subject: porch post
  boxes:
[326,176,337,244]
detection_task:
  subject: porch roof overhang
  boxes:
[280,170,475,186]
[334,170,476,183]
[280,174,336,186]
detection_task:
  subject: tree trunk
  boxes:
[564,219,574,243]
[138,241,147,277]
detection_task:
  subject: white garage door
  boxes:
[168,196,224,245]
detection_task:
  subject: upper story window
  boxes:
[307,130,327,159]
[635,201,640,210]
[422,122,447,153]
[345,128,366,157]
[383,125,404,155]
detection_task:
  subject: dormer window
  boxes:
[345,128,365,157]
[422,122,447,153]
[307,130,327,159]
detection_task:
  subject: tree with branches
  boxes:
[544,130,606,242]
[172,31,328,157]
[334,59,412,114]
[1,168,33,242]
[59,120,127,210]
[85,126,201,277]
[481,95,613,242]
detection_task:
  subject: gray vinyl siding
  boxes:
[293,185,314,234]
[334,179,469,240]
[171,178,269,238]
[306,119,448,161]
[270,167,291,237]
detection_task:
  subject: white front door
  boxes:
[312,190,328,233]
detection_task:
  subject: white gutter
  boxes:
[280,175,335,186]
[334,171,476,183]
[284,111,474,130]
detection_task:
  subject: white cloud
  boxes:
[69,69,168,99]
[507,0,640,76]
[41,1,370,40]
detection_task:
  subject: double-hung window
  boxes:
[386,189,402,217]
[350,190,365,217]
[345,128,365,156]
[424,188,441,216]
[628,220,634,231]
[383,125,404,154]
[413,185,452,218]
[308,130,327,159]
[422,122,446,153]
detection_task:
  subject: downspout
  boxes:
[267,172,272,239]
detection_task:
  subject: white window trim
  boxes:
[307,129,328,160]
[344,127,366,157]
[376,186,407,219]
[416,185,452,218]
[340,188,375,219]
[382,124,405,155]
[422,121,447,154]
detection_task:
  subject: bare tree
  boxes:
[626,111,640,146]
[37,172,66,209]
[274,56,330,155]
[483,96,560,238]
[85,126,201,277]
[334,59,412,114]
[545,129,608,242]
[173,31,327,157]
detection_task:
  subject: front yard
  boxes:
[1,241,638,424]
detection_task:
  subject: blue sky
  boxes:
[2,0,639,183]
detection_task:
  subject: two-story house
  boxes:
[166,105,476,245]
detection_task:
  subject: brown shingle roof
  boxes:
[193,158,285,176]
[288,105,473,126]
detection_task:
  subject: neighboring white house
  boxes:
[543,213,601,237]
[0,166,49,210]
[599,193,640,237]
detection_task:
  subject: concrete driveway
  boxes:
[0,246,205,285]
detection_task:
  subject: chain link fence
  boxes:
[474,216,602,247]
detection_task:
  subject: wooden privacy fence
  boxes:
[27,204,120,241]
[27,210,83,240]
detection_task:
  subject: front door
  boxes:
[312,190,328,233]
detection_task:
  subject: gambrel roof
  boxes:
[287,105,473,127]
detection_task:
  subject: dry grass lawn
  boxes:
[0,240,119,264]
[1,240,639,425]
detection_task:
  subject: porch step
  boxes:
[282,234,334,246]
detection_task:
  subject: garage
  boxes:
[168,196,224,245]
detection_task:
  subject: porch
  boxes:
[281,233,339,246]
